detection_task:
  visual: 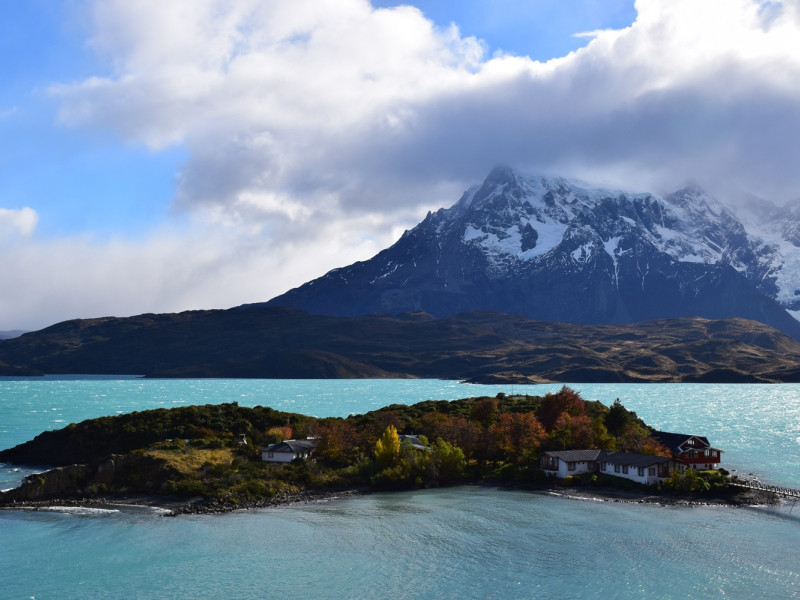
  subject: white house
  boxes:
[540,449,602,478]
[541,449,677,485]
[261,439,318,463]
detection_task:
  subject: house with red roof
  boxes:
[650,431,723,470]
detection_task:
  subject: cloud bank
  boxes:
[56,0,800,209]
[6,0,800,329]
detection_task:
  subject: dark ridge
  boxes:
[1,306,799,383]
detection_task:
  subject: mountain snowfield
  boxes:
[456,170,800,318]
[267,167,800,338]
[455,169,793,311]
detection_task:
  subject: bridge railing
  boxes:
[728,480,800,499]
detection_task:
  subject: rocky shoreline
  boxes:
[0,482,782,517]
[541,484,782,507]
[0,487,372,516]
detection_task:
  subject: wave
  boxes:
[35,506,121,516]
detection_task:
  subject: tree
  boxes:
[374,425,401,470]
[590,416,616,450]
[538,386,585,430]
[371,428,433,487]
[604,399,632,435]
[427,439,466,483]
[617,422,651,452]
[490,412,546,461]
[567,414,595,449]
[419,411,453,443]
[640,436,672,457]
[544,412,574,450]
[440,414,483,463]
[265,425,293,444]
[470,397,499,429]
[316,420,359,467]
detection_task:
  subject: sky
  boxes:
[2,0,800,331]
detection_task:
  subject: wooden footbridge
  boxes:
[728,479,800,501]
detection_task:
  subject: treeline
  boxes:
[310,386,670,487]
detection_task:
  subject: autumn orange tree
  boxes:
[315,420,359,467]
[264,425,293,444]
[537,386,586,430]
[490,412,546,463]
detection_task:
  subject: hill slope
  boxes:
[2,306,800,382]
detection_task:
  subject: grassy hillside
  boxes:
[2,306,800,382]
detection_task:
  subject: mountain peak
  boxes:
[267,167,800,340]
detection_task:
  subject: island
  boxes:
[0,387,777,514]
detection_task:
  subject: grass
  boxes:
[145,446,234,476]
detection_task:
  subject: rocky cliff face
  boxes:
[267,167,800,339]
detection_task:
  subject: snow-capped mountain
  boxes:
[267,167,800,339]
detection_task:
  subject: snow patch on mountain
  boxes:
[446,169,800,321]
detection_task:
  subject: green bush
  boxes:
[662,469,730,494]
[176,479,208,496]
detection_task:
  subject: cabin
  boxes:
[261,439,319,463]
[651,431,723,470]
[540,449,678,485]
[399,434,430,452]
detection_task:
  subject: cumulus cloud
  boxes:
[52,0,800,214]
[0,207,38,238]
[53,0,486,219]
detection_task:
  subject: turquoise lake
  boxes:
[2,378,800,599]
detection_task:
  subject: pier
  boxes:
[728,480,800,500]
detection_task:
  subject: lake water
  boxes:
[2,378,800,599]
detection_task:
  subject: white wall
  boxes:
[261,450,297,462]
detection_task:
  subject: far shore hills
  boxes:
[3,307,800,383]
[0,389,782,516]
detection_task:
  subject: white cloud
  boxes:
[0,211,403,331]
[52,0,800,214]
[0,207,38,238]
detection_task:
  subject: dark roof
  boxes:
[597,450,671,468]
[651,431,717,453]
[263,439,319,453]
[542,450,602,462]
[399,434,430,451]
[542,449,670,468]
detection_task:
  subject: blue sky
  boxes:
[0,0,184,239]
[2,0,800,330]
[371,0,637,60]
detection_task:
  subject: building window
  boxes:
[568,462,576,471]
[648,467,656,476]
[614,464,620,473]
[601,462,607,471]
[622,465,629,474]
[268,452,274,458]
[638,467,644,477]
